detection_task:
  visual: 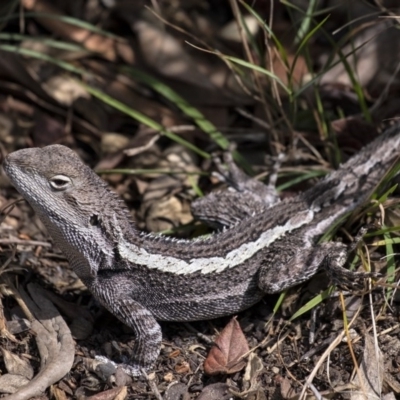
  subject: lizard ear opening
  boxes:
[49,175,71,191]
[90,214,99,226]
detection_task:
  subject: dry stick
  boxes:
[367,209,383,397]
[4,283,75,400]
[299,301,363,400]
[229,0,279,144]
[339,292,366,396]
[2,274,35,321]
[0,239,51,247]
[141,370,163,400]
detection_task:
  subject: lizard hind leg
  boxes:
[257,240,347,294]
[323,225,381,291]
[212,149,284,208]
[258,235,376,294]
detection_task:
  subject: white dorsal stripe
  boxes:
[117,210,314,275]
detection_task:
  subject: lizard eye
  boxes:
[49,175,71,191]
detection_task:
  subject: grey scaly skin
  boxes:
[3,124,400,375]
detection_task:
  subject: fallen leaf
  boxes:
[331,117,378,150]
[175,361,191,374]
[163,372,174,382]
[163,382,188,400]
[0,374,30,394]
[243,353,264,391]
[50,385,68,400]
[3,282,75,400]
[2,349,34,379]
[168,349,181,358]
[86,386,127,400]
[351,333,384,400]
[196,383,231,400]
[204,316,249,375]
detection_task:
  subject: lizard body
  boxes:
[3,124,400,375]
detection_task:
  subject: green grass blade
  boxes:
[294,0,319,45]
[123,67,230,150]
[0,33,88,52]
[0,12,121,39]
[0,44,90,75]
[273,292,287,314]
[276,170,327,191]
[82,83,210,159]
[290,286,335,321]
[122,67,253,173]
[222,55,291,95]
[290,15,330,80]
[239,0,288,66]
[382,227,395,300]
[97,168,207,176]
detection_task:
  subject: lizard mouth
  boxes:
[3,150,44,201]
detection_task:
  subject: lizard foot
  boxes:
[325,224,382,292]
[95,355,144,377]
[212,147,285,201]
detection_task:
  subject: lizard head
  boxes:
[3,145,132,278]
[4,144,105,220]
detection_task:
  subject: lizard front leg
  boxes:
[87,276,162,376]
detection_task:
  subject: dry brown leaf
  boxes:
[351,333,384,400]
[0,51,56,104]
[35,286,93,321]
[85,60,180,125]
[320,21,400,94]
[163,372,174,382]
[32,112,69,147]
[168,349,181,359]
[22,0,128,62]
[196,383,231,400]
[145,195,191,232]
[243,353,264,392]
[133,19,215,90]
[175,361,191,375]
[204,316,249,375]
[1,349,34,379]
[101,133,130,155]
[123,133,160,157]
[382,394,396,400]
[43,75,89,106]
[86,386,128,400]
[0,296,18,342]
[113,386,128,400]
[277,375,296,399]
[219,15,259,42]
[50,385,68,400]
[163,382,188,400]
[0,374,30,395]
[331,117,378,149]
[4,282,75,400]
